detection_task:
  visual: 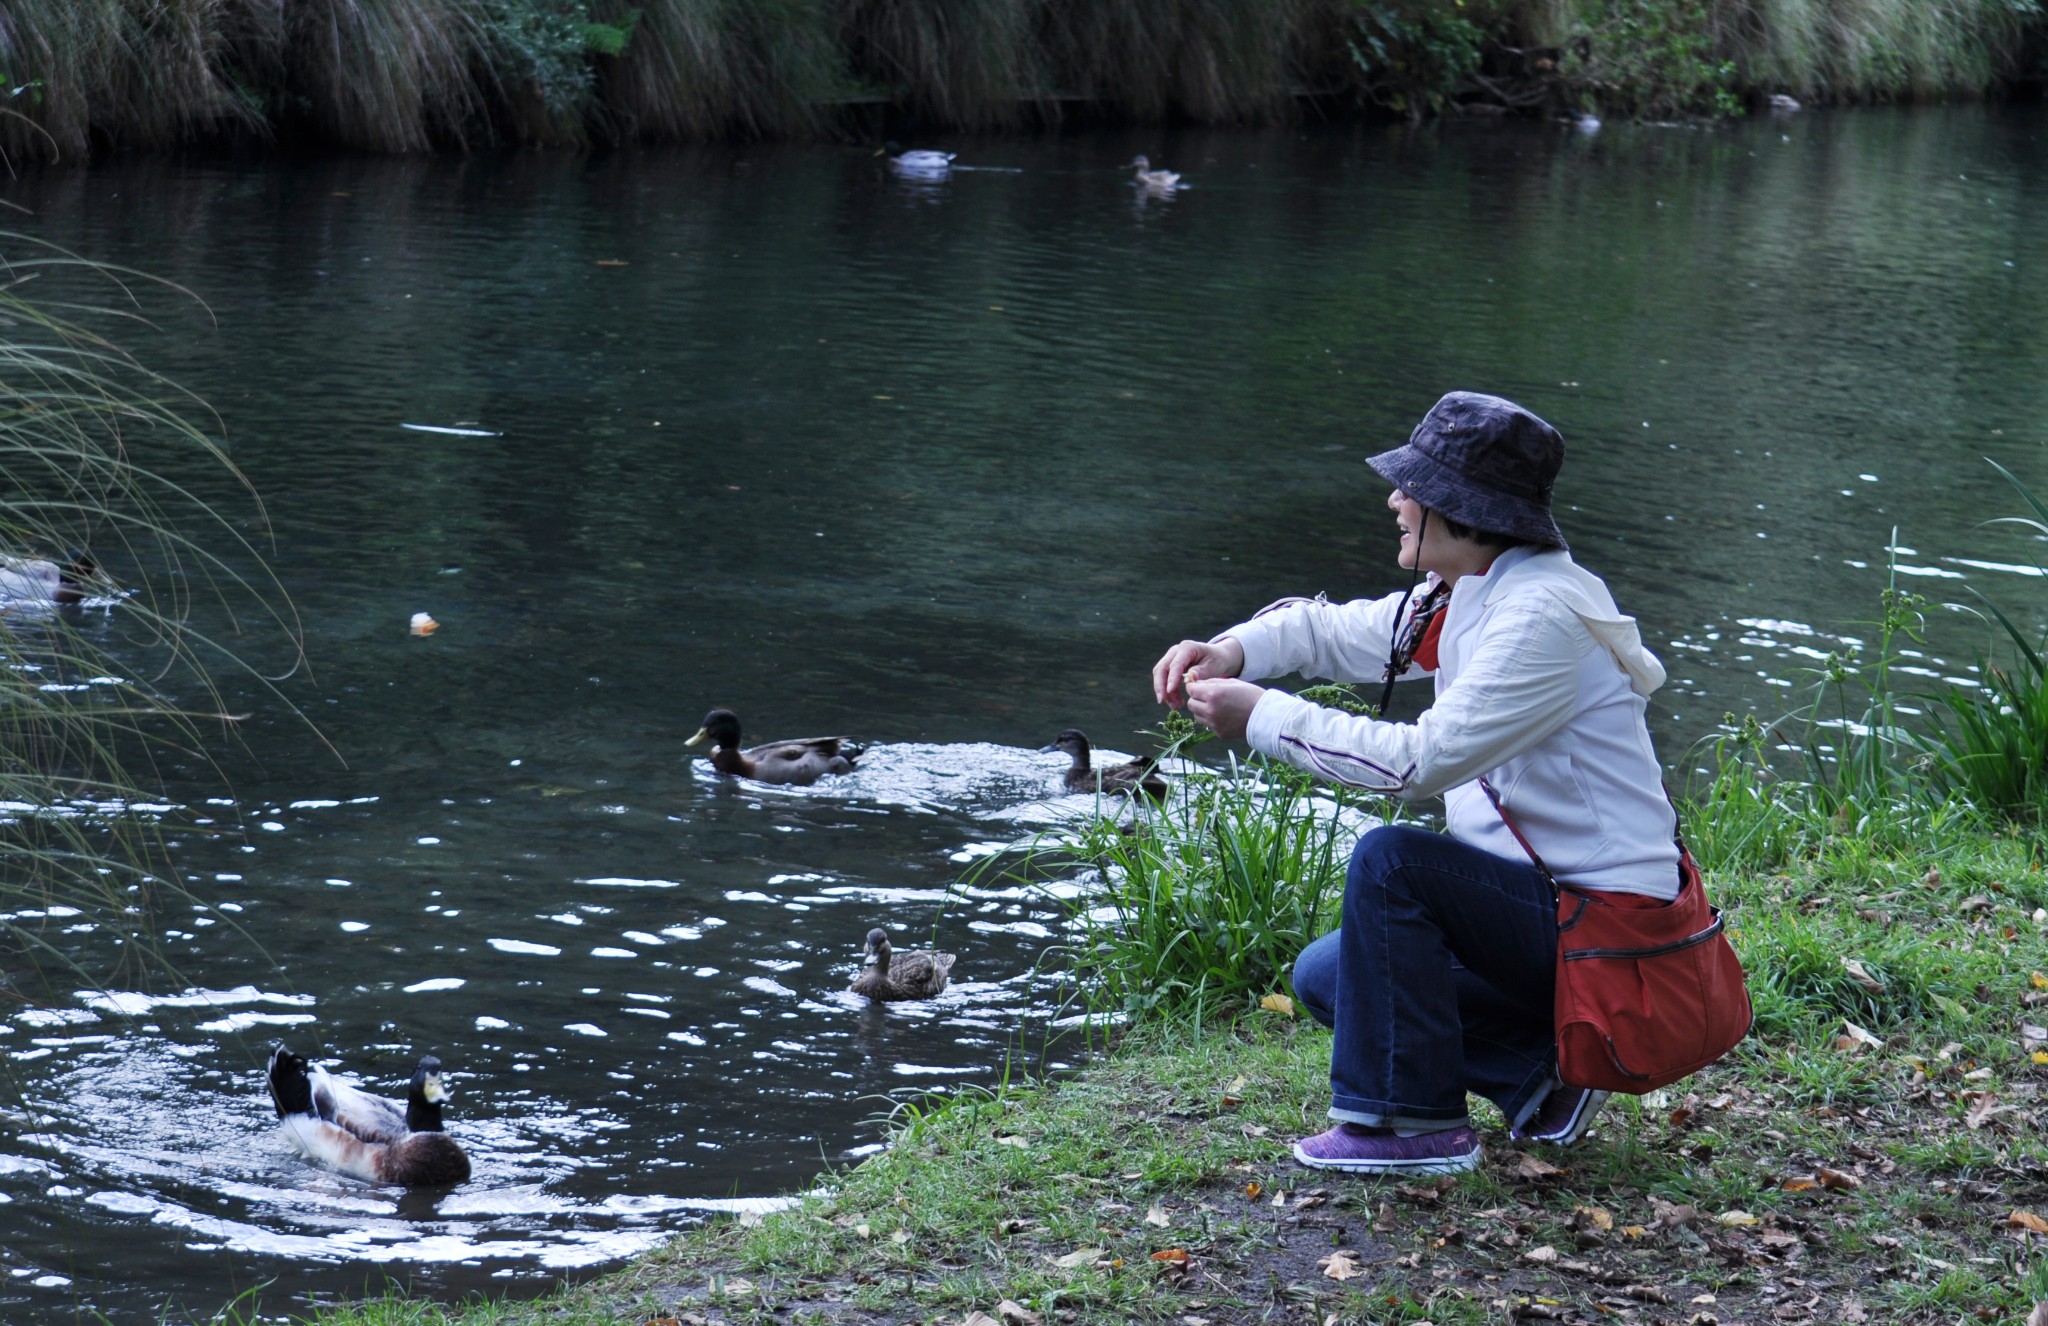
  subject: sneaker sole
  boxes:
[1525,1089,1612,1146]
[1290,1141,1481,1175]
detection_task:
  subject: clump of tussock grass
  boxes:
[0,236,300,996]
[597,0,842,141]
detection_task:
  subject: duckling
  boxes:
[1042,728,1168,800]
[848,927,955,1001]
[0,551,96,607]
[1128,155,1181,189]
[267,1045,470,1188]
[686,708,860,786]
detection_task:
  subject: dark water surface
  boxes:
[2,107,2046,1319]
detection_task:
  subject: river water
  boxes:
[0,106,2044,1320]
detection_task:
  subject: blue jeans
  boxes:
[1291,824,1558,1132]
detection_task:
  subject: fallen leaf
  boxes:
[1622,1285,1672,1304]
[1840,1300,1869,1324]
[1781,1176,1819,1192]
[1960,893,1995,912]
[1651,1198,1701,1229]
[737,1209,763,1227]
[1053,1247,1102,1269]
[1522,1244,1560,1263]
[2032,972,2048,990]
[1923,865,1942,888]
[1619,1224,1649,1239]
[2009,1210,2048,1234]
[891,1229,911,1244]
[1320,1249,1365,1280]
[997,1301,1040,1326]
[2029,1303,2048,1326]
[854,1224,873,1238]
[1837,1019,1883,1051]
[1716,1209,1760,1227]
[2022,1023,2047,1050]
[964,1314,1002,1326]
[2032,1051,2048,1065]
[1817,1166,1862,1190]
[1512,1152,1566,1181]
[1691,1293,1718,1305]
[1260,992,1296,1016]
[1841,957,1885,993]
[1218,1095,1243,1110]
[1572,1204,1613,1232]
[715,1278,754,1296]
[1149,1248,1188,1264]
[996,1135,1027,1147]
[1145,1204,1169,1227]
[1243,1182,1262,1200]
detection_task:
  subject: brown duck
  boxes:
[686,708,860,786]
[1042,728,1167,800]
[848,927,955,1001]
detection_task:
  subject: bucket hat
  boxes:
[1367,392,1567,550]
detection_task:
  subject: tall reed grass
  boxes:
[0,236,297,995]
[3,0,2039,160]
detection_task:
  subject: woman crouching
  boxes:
[1153,391,1685,1174]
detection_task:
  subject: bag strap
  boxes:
[1479,775,1700,895]
[1477,776,1558,887]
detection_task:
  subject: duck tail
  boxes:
[268,1044,315,1118]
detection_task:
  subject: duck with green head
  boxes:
[687,708,861,786]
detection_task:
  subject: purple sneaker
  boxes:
[1292,1123,1480,1174]
[1513,1085,1610,1145]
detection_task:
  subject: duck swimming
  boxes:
[881,144,956,176]
[848,927,955,1001]
[1128,155,1181,189]
[1043,728,1168,800]
[0,551,96,608]
[687,708,860,786]
[267,1045,471,1188]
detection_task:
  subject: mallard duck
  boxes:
[267,1045,471,1188]
[0,551,96,607]
[1042,728,1168,800]
[686,708,860,786]
[880,143,956,175]
[1129,155,1181,189]
[848,927,955,1001]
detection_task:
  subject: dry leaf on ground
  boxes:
[1837,1020,1883,1052]
[1320,1249,1365,1280]
[1715,1209,1760,1227]
[1052,1247,1102,1269]
[996,1301,1041,1326]
[1841,957,1885,993]
[1817,1166,1862,1190]
[1150,1249,1189,1265]
[963,1314,1002,1326]
[1511,1152,1565,1181]
[1522,1245,1559,1264]
[2009,1210,2048,1235]
[1260,992,1296,1016]
[1144,1203,1169,1227]
[1572,1204,1613,1232]
[1650,1198,1701,1229]
[1781,1176,1818,1192]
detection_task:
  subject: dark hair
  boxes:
[1436,512,1527,551]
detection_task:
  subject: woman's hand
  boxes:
[1152,637,1246,709]
[1184,677,1264,741]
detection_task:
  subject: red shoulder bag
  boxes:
[1480,780,1753,1094]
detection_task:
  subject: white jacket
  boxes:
[1228,545,1680,898]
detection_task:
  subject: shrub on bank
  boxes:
[2,0,2044,160]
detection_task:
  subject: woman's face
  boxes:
[1387,489,1492,580]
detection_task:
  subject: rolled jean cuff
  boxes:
[1330,1095,1470,1132]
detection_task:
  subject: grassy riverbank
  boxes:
[2,0,2043,161]
[270,804,2048,1326]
